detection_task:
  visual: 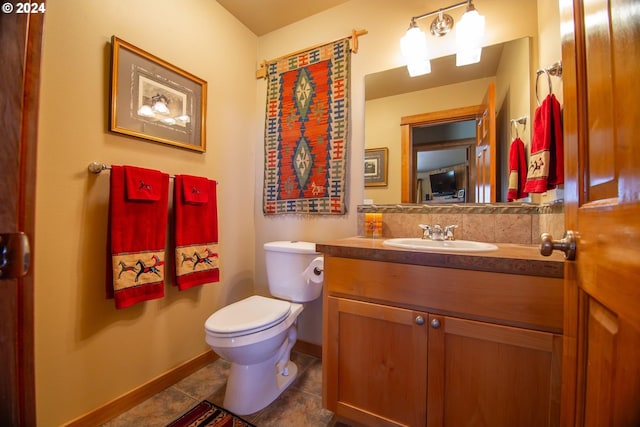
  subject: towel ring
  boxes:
[535,69,552,106]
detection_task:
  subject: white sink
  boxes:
[383,238,498,253]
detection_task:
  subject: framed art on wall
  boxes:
[110,36,207,152]
[364,147,388,187]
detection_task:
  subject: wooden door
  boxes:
[560,0,640,426]
[426,315,561,427]
[0,2,43,425]
[325,296,428,427]
[475,82,496,203]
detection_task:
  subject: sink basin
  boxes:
[383,238,498,252]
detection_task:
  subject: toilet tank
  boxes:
[264,241,323,303]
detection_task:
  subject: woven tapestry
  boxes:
[263,39,350,215]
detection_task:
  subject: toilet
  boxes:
[204,241,324,415]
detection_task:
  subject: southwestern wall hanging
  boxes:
[262,38,352,215]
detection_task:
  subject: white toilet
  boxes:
[204,241,324,415]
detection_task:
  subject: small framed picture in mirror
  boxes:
[364,148,388,187]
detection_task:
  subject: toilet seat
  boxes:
[205,295,291,338]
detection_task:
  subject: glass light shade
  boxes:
[401,26,431,76]
[456,9,485,66]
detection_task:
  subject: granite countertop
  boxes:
[316,237,565,278]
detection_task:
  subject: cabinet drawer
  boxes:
[325,256,563,333]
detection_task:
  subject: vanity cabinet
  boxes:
[322,253,563,427]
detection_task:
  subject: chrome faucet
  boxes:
[419,224,458,241]
[444,225,458,241]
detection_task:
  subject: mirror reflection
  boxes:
[365,37,534,204]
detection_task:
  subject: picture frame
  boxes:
[364,147,388,187]
[110,36,207,152]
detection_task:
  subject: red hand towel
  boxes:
[173,175,219,290]
[524,94,564,193]
[107,166,169,309]
[507,137,527,201]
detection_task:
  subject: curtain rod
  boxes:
[87,162,219,183]
[255,28,368,79]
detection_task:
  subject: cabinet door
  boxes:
[325,296,428,427]
[427,315,562,427]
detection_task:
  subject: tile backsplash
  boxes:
[357,202,564,245]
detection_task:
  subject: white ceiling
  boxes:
[215,0,349,36]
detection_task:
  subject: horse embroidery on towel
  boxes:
[138,180,152,192]
[115,254,164,286]
[180,248,218,271]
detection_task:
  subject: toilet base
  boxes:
[223,358,298,415]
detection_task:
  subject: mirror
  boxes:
[365,37,534,204]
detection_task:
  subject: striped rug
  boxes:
[166,400,255,427]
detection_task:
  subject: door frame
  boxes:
[0,2,44,425]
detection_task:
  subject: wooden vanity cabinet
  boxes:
[322,256,563,427]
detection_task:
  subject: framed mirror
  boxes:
[365,37,533,204]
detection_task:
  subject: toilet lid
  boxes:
[205,295,291,335]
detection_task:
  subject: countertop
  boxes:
[316,237,565,278]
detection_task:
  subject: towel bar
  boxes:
[87,162,219,183]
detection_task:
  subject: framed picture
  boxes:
[364,147,388,187]
[110,36,207,152]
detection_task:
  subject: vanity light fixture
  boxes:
[401,0,485,76]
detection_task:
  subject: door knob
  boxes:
[0,232,31,279]
[540,230,576,260]
[430,318,441,329]
[415,315,425,325]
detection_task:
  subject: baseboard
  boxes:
[62,350,218,427]
[294,339,322,359]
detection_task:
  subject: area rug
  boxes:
[263,39,351,215]
[166,400,256,427]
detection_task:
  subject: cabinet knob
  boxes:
[431,318,441,329]
[415,315,425,325]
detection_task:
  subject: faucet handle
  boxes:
[418,224,431,239]
[444,225,458,240]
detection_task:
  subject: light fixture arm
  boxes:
[410,0,470,24]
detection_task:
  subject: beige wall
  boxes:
[36,0,257,424]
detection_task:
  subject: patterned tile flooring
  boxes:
[102,351,350,427]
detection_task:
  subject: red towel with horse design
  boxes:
[524,93,564,193]
[507,137,528,201]
[107,165,169,309]
[173,175,219,290]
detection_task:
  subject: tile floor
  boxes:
[102,351,350,427]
